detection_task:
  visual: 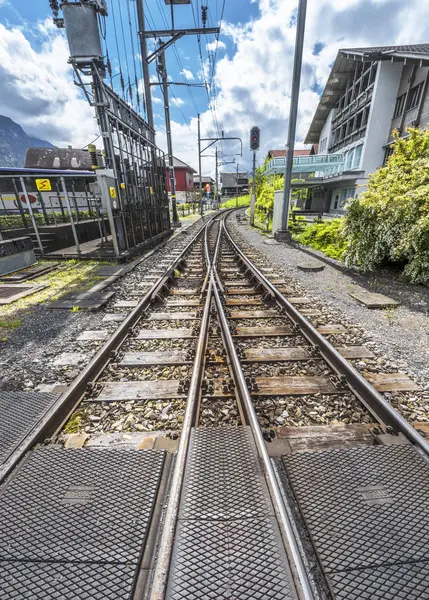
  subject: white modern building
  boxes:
[304,44,429,212]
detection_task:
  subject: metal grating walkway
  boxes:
[283,444,429,599]
[167,427,296,599]
[0,391,60,466]
[0,448,165,599]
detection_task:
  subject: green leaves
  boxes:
[343,127,429,283]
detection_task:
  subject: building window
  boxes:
[355,111,363,130]
[353,145,363,169]
[394,94,406,118]
[383,146,394,165]
[345,149,354,170]
[406,83,423,111]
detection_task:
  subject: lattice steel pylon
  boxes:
[52,1,171,256]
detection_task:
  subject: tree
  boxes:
[344,128,429,283]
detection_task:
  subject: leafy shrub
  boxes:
[296,219,347,260]
[221,195,250,208]
[343,128,429,283]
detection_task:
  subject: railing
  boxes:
[265,153,345,176]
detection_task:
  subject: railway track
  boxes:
[1,209,429,599]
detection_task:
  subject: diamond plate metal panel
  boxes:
[0,391,59,465]
[179,427,272,520]
[167,519,296,600]
[328,560,429,600]
[0,561,136,600]
[283,445,429,573]
[0,448,165,565]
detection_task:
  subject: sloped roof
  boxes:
[24,147,102,170]
[193,175,214,184]
[305,43,429,144]
[172,156,196,172]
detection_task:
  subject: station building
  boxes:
[303,43,429,213]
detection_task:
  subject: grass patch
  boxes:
[0,318,22,329]
[0,260,107,340]
[221,195,250,209]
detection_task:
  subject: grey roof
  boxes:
[305,43,429,144]
[220,172,248,188]
[172,156,196,172]
[193,175,214,186]
[341,44,429,61]
[24,147,103,170]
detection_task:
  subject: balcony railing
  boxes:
[264,153,345,176]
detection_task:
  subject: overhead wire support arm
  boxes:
[201,136,243,155]
[143,27,220,63]
[141,27,220,38]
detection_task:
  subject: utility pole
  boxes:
[236,162,239,207]
[158,50,180,227]
[198,113,203,216]
[215,147,219,208]
[136,0,154,129]
[249,126,260,226]
[250,151,256,225]
[275,0,307,241]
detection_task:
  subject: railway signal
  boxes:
[250,126,260,225]
[250,126,260,151]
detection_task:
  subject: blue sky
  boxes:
[1,0,429,175]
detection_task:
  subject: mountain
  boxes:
[0,115,55,168]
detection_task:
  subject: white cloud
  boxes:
[180,68,194,80]
[206,40,226,53]
[171,97,185,107]
[0,20,98,147]
[153,97,163,104]
[161,0,429,175]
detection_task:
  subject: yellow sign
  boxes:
[120,183,126,189]
[35,178,52,192]
[109,186,117,199]
[149,187,153,195]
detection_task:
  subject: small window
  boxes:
[355,111,363,130]
[394,94,406,118]
[340,189,348,205]
[406,83,423,111]
[383,146,394,165]
[353,145,363,169]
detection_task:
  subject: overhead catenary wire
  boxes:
[110,0,126,97]
[126,0,141,111]
[116,0,133,101]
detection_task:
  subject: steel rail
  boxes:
[211,271,315,600]
[223,218,429,457]
[0,215,217,485]
[148,218,219,600]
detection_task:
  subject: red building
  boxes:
[165,156,196,203]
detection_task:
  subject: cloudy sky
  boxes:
[1,0,429,176]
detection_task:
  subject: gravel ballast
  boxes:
[228,213,429,388]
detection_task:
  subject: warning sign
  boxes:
[35,178,52,192]
[109,186,117,199]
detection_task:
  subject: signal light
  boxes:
[250,126,260,151]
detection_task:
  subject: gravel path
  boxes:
[0,215,211,391]
[228,212,429,388]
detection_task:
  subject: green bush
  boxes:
[343,128,429,283]
[220,195,250,208]
[0,210,97,230]
[296,219,347,260]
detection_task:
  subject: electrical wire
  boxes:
[110,0,126,97]
[116,0,132,100]
[126,0,141,111]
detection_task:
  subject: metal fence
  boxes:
[0,170,108,256]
